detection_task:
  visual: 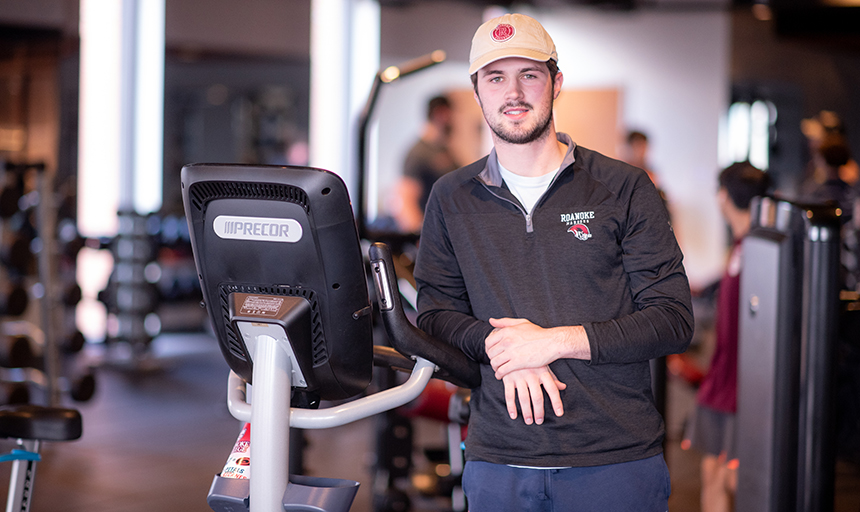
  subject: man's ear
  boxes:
[470,71,481,107]
[553,71,564,99]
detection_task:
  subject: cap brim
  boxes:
[469,48,555,75]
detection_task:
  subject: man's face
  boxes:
[473,57,562,145]
[628,139,648,163]
[717,186,731,220]
[433,106,453,136]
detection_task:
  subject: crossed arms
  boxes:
[413,164,694,427]
[484,317,591,425]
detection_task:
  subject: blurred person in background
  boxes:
[623,129,668,208]
[684,161,771,512]
[624,130,656,185]
[799,110,859,195]
[389,95,458,234]
[803,132,856,224]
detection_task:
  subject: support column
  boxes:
[249,334,293,512]
[78,0,164,237]
[309,0,379,203]
[77,0,164,341]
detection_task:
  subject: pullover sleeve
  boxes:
[582,180,694,364]
[414,187,493,365]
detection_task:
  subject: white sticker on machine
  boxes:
[239,295,284,317]
[213,215,303,242]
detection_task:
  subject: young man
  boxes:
[685,162,770,512]
[413,13,694,511]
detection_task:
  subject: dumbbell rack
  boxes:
[97,210,161,364]
[0,160,94,407]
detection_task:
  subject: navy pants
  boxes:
[462,454,671,512]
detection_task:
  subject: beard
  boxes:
[479,96,555,145]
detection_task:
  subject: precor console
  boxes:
[180,164,479,512]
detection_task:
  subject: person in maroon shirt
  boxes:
[684,161,771,512]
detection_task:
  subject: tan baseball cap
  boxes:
[469,13,558,75]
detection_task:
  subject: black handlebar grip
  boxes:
[369,242,481,389]
[372,345,416,373]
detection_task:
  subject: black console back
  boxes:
[181,164,373,401]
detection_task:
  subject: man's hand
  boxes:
[502,366,566,425]
[485,317,590,380]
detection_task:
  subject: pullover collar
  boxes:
[477,132,577,187]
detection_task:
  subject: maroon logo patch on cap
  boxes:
[491,23,515,42]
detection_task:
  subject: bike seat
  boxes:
[0,405,82,441]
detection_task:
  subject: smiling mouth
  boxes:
[501,103,531,116]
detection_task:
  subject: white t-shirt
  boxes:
[498,158,570,471]
[497,158,560,214]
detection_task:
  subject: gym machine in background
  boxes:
[0,160,95,406]
[736,196,841,512]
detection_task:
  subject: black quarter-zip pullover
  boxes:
[414,133,694,467]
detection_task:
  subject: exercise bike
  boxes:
[180,163,479,512]
[0,404,82,512]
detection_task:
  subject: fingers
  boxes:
[516,378,536,425]
[484,327,501,349]
[484,318,525,351]
[503,373,535,424]
[487,343,510,374]
[493,359,519,380]
[541,371,565,418]
[493,350,545,379]
[489,317,529,328]
[485,319,554,379]
[503,377,517,420]
[503,368,565,425]
[525,377,545,424]
[547,367,567,390]
[493,359,510,376]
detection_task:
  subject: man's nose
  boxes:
[503,80,524,101]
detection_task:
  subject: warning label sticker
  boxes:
[239,296,284,317]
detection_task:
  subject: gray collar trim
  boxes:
[476,132,577,187]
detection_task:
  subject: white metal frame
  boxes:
[226,327,436,512]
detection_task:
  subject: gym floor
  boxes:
[3,332,860,512]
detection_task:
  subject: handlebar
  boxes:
[368,242,481,389]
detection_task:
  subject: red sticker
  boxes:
[492,23,515,42]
